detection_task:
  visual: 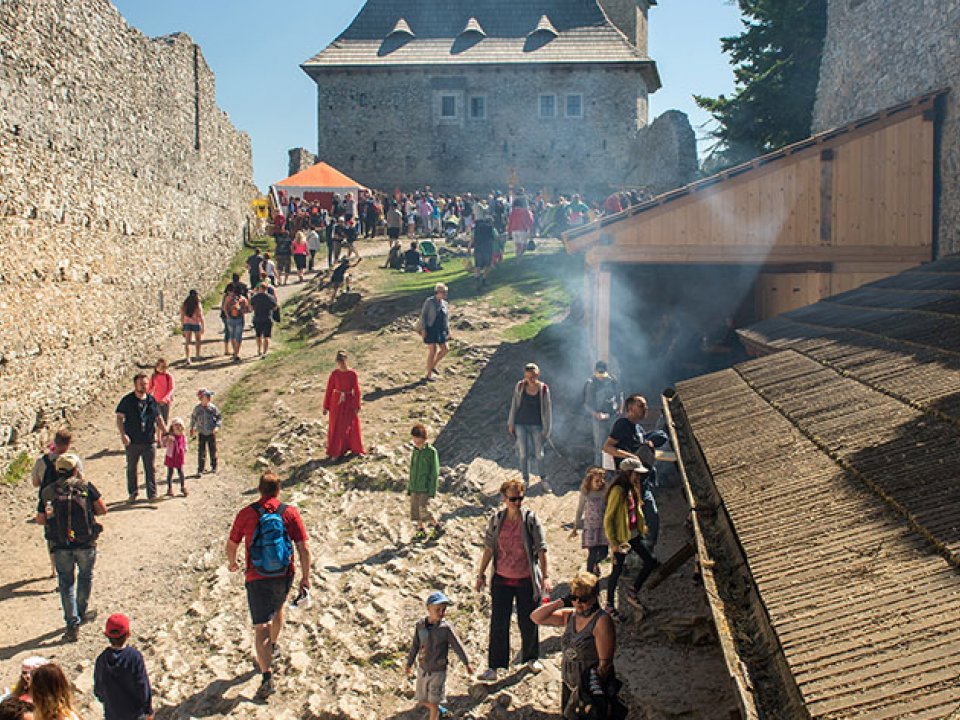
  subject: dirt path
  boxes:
[0,244,385,674]
[0,242,738,719]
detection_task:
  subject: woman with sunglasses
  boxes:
[474,478,552,682]
[531,571,615,714]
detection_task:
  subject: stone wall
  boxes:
[314,65,695,197]
[813,0,960,256]
[0,0,256,464]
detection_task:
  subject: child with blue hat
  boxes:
[404,591,473,719]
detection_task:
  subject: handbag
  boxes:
[526,238,537,252]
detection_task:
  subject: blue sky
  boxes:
[111,1,744,191]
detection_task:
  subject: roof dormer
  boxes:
[387,18,415,39]
[528,15,559,39]
[460,17,486,38]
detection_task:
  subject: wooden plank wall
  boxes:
[606,112,934,254]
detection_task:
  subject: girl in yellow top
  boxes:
[603,458,660,614]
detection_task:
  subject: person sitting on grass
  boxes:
[404,591,472,720]
[404,241,424,273]
[407,423,441,541]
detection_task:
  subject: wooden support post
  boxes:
[595,267,612,361]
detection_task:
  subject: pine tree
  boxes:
[695,0,828,171]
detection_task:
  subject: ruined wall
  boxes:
[813,0,960,255]
[625,110,698,194]
[0,0,256,462]
[314,65,695,197]
[288,147,318,177]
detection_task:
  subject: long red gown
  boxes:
[323,368,365,458]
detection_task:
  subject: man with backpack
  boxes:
[37,453,107,642]
[226,471,311,700]
[583,361,623,467]
[221,285,251,363]
[31,429,82,577]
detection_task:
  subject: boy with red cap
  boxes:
[93,613,154,720]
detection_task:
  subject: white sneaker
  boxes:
[527,659,544,674]
[478,668,498,682]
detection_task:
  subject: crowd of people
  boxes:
[272,185,652,291]
[6,190,676,719]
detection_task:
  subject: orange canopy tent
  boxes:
[271,161,367,213]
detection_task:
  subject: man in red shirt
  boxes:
[226,472,311,699]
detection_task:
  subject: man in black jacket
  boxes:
[583,361,622,467]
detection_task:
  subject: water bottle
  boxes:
[45,501,54,519]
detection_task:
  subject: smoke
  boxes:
[600,187,791,408]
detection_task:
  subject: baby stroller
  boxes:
[443,215,460,241]
[420,240,441,271]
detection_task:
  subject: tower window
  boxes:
[440,95,457,118]
[539,94,556,119]
[469,95,487,120]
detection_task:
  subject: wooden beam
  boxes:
[584,244,930,267]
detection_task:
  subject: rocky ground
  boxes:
[0,240,738,718]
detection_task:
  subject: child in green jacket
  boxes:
[408,423,441,540]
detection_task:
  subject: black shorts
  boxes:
[387,227,401,240]
[294,254,307,270]
[245,576,292,625]
[253,319,273,338]
[277,255,292,273]
[474,248,493,268]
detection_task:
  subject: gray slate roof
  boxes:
[303,0,658,85]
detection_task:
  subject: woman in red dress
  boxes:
[323,350,365,459]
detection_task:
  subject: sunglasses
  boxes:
[569,594,595,603]
[506,496,525,503]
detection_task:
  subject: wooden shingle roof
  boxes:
[666,255,960,718]
[302,0,659,87]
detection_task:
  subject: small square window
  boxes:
[469,95,487,120]
[539,94,556,119]
[440,95,457,118]
[565,94,583,118]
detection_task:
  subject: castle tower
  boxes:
[597,0,654,55]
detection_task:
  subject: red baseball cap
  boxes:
[104,613,130,639]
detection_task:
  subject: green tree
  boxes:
[695,0,828,170]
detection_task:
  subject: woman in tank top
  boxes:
[531,570,615,714]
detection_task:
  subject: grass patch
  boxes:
[3,451,32,486]
[219,332,308,419]
[203,235,274,310]
[380,247,576,341]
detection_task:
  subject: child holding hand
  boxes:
[163,417,188,496]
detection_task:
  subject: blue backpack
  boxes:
[249,503,293,577]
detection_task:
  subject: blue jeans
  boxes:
[225,317,244,342]
[54,547,96,628]
[514,424,544,484]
